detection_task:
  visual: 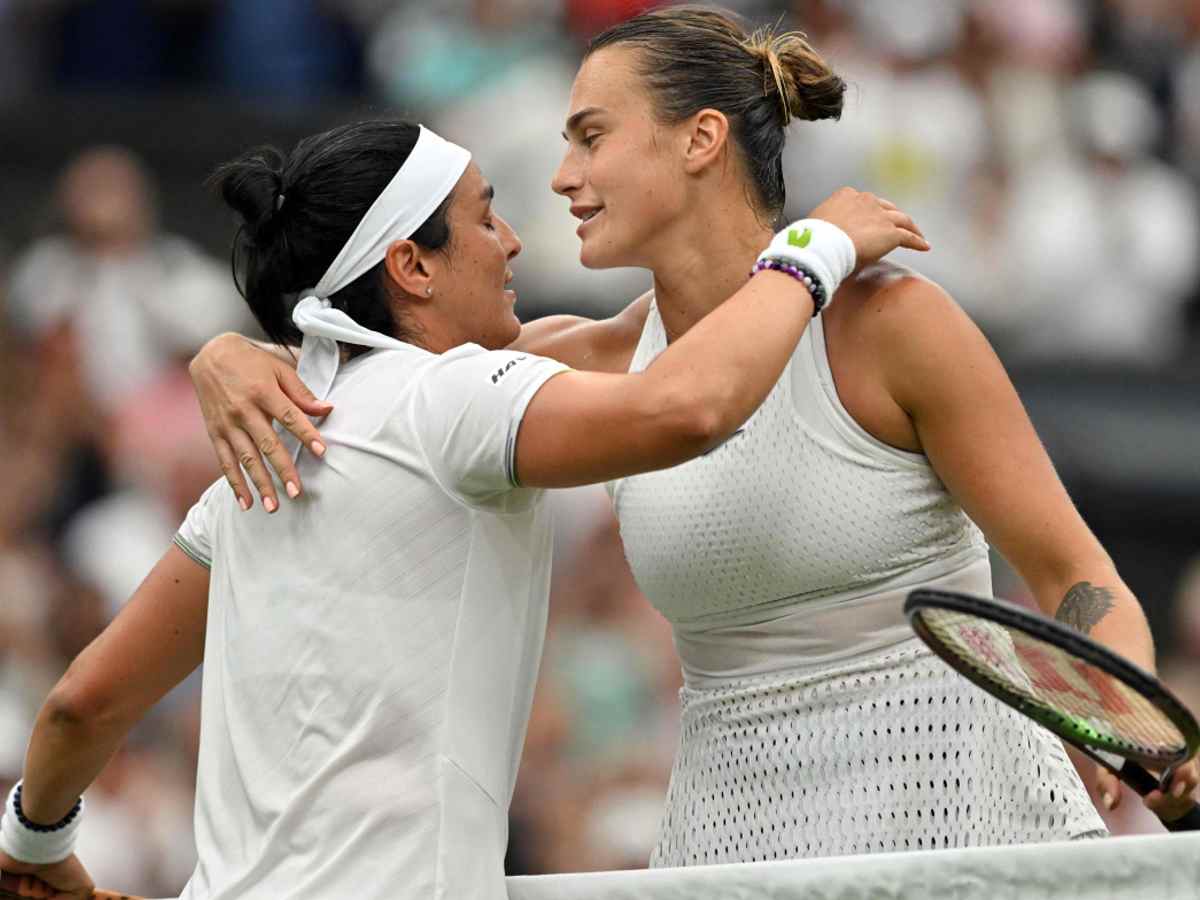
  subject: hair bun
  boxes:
[746,28,845,126]
[211,146,288,244]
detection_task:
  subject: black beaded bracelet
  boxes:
[12,783,82,833]
[750,257,829,314]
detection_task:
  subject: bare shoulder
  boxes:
[829,261,1001,412]
[820,261,997,447]
[833,261,961,327]
[510,290,652,373]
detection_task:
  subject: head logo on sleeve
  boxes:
[492,356,528,384]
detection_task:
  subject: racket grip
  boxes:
[1162,804,1200,833]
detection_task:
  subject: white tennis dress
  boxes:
[608,300,1106,865]
[173,343,567,900]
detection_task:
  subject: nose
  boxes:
[496,213,522,260]
[551,145,580,197]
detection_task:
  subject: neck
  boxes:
[649,202,773,343]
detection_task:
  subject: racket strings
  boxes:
[922,610,1185,761]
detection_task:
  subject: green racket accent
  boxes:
[906,590,1200,768]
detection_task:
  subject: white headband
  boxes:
[285,125,471,457]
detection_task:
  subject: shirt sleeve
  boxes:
[411,346,570,511]
[172,479,227,568]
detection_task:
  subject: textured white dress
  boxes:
[607,300,1106,865]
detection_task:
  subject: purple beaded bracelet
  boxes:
[750,257,828,314]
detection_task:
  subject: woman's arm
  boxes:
[18,546,209,823]
[514,192,927,487]
[187,297,651,512]
[862,277,1196,818]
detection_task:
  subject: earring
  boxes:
[425,286,433,297]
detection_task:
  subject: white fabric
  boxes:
[757,218,856,306]
[605,300,1104,862]
[609,299,988,634]
[507,832,1200,900]
[0,782,84,865]
[291,125,470,405]
[172,341,568,900]
[652,641,1105,866]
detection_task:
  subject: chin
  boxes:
[579,240,632,270]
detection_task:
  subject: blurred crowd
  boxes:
[0,1,1199,895]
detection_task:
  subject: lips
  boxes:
[570,204,604,222]
[573,206,604,237]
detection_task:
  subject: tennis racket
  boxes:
[904,588,1200,832]
[0,871,141,899]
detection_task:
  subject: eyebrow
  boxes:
[562,106,605,140]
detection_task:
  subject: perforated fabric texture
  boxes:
[650,643,1107,866]
[609,302,987,626]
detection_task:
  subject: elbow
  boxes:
[41,671,117,737]
[649,384,733,456]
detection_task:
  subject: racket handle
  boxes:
[1162,804,1200,833]
[0,871,143,899]
[1118,761,1200,832]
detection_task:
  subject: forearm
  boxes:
[1030,563,1155,673]
[644,271,814,436]
[19,688,131,823]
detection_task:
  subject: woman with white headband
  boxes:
[0,118,922,899]
[186,6,1198,861]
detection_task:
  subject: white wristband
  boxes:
[0,782,84,865]
[756,218,856,310]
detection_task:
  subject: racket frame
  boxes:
[905,588,1200,833]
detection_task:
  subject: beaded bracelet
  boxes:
[750,257,829,314]
[12,784,82,833]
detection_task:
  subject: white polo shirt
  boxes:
[173,342,568,900]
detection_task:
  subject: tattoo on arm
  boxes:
[1055,582,1116,634]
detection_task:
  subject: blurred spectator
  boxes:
[7,146,249,416]
[3,0,1200,887]
[208,0,365,103]
[371,0,649,315]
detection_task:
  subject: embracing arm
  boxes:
[872,279,1153,669]
[188,297,649,511]
[18,546,208,824]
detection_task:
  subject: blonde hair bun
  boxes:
[744,27,845,126]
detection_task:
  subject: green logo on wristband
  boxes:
[788,228,812,248]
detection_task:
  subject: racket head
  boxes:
[904,588,1200,770]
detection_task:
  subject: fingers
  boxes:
[1095,766,1122,811]
[895,228,931,252]
[278,366,334,423]
[272,382,328,460]
[227,424,280,514]
[258,405,310,499]
[214,437,253,512]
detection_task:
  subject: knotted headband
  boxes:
[285,125,471,456]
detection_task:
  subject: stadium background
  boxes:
[0,0,1198,893]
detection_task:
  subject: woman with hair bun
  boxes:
[190,4,1196,867]
[0,113,919,897]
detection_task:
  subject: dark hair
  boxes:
[210,120,453,354]
[587,6,845,218]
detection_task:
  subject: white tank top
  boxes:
[609,299,991,684]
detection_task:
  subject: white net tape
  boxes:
[507,833,1200,900]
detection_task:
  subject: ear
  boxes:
[681,108,729,175]
[383,239,434,301]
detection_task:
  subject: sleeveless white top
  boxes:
[609,299,991,684]
[609,301,1106,862]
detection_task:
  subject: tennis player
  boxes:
[0,119,921,898]
[193,6,1199,860]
